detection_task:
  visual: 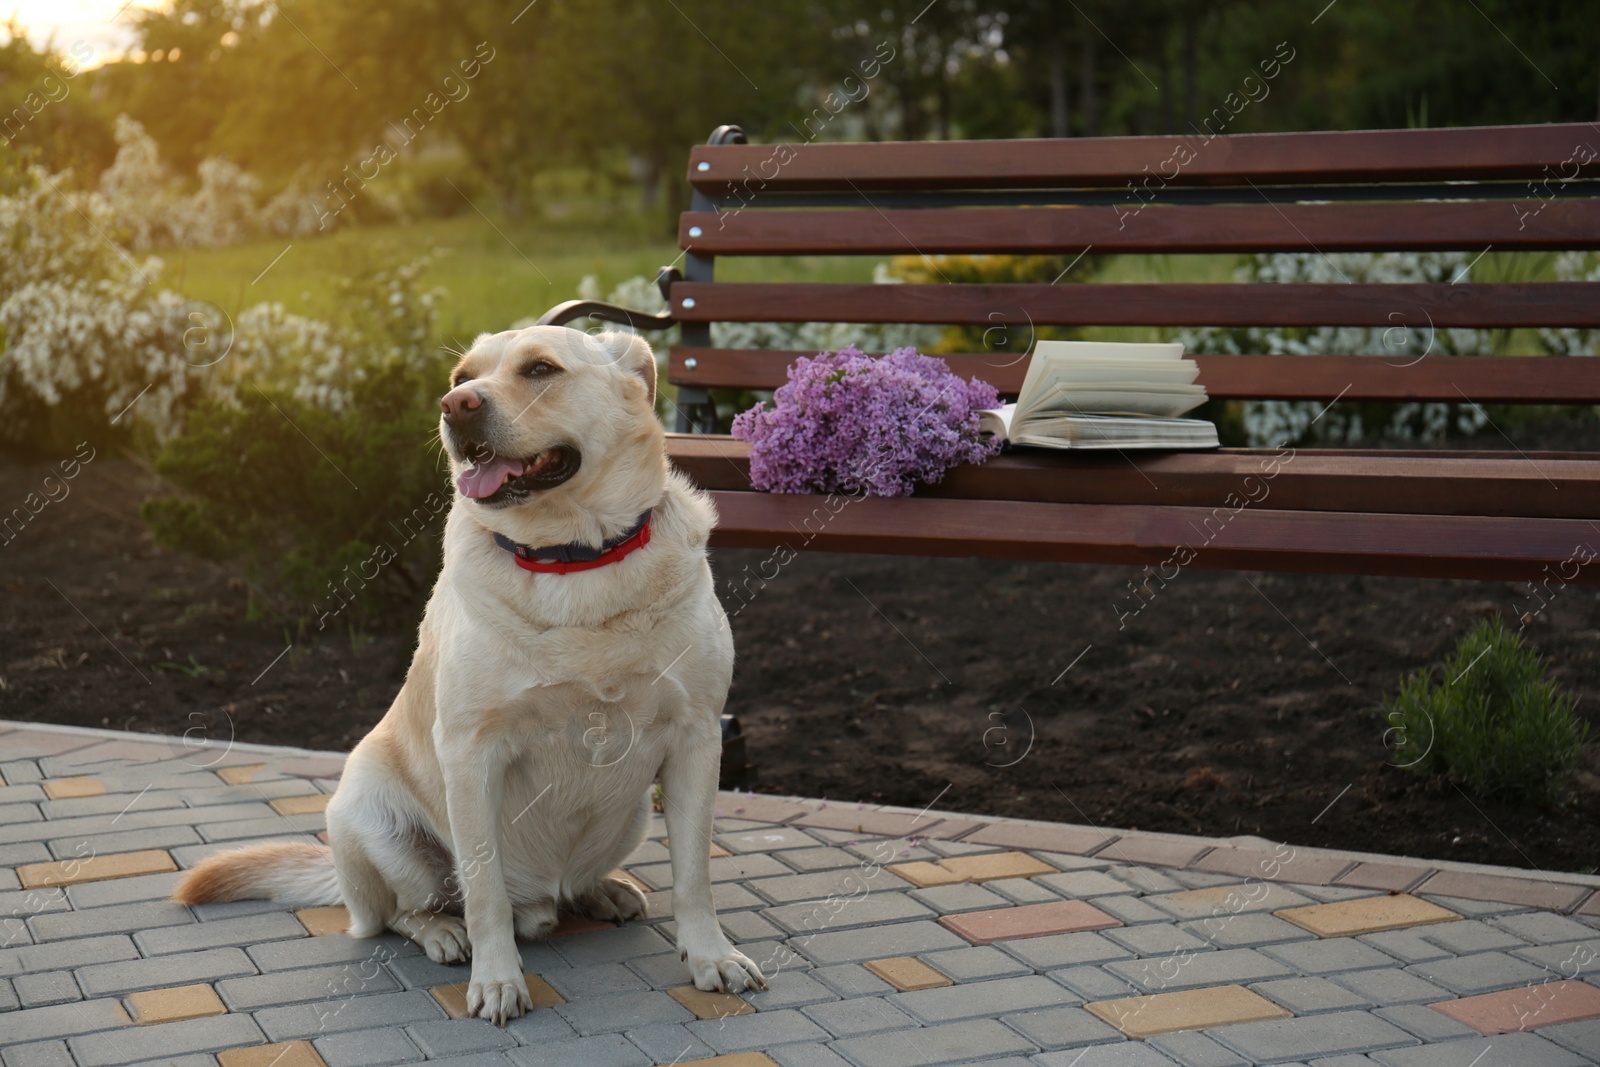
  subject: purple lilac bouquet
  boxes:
[730,346,1002,497]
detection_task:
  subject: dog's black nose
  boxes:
[442,385,485,428]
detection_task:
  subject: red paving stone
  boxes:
[1429,979,1600,1035]
[1574,890,1599,916]
[940,899,1121,945]
[1335,862,1433,893]
[792,807,955,838]
[960,821,1113,857]
[1188,846,1352,886]
[1415,869,1592,912]
[1095,835,1212,869]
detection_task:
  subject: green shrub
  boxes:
[1385,617,1589,804]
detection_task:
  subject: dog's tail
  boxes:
[173,841,341,906]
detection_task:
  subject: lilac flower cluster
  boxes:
[730,346,1002,496]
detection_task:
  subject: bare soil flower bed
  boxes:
[2,450,1595,874]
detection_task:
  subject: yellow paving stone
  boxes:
[1087,984,1291,1038]
[864,956,952,991]
[127,983,228,1025]
[41,777,105,799]
[270,793,331,816]
[888,861,964,888]
[679,1055,781,1067]
[430,975,564,1018]
[940,850,1057,882]
[668,985,756,1019]
[610,869,651,896]
[17,849,177,888]
[219,1042,327,1067]
[217,764,267,785]
[1276,892,1458,937]
[295,905,350,936]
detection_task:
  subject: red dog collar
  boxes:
[491,511,653,575]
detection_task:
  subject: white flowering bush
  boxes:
[1541,252,1600,357]
[1181,252,1496,446]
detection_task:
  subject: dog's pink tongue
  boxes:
[457,455,523,499]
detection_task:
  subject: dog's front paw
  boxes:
[684,944,767,994]
[579,877,647,923]
[466,972,532,1025]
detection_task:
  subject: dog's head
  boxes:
[440,326,663,518]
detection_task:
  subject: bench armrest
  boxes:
[535,265,681,332]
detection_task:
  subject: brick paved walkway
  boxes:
[2,719,1598,1067]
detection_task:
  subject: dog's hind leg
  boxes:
[325,812,395,940]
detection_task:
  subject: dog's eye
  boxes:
[524,360,560,377]
[452,374,473,387]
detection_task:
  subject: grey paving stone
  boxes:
[405,1017,517,1056]
[46,825,202,861]
[802,995,919,1037]
[747,868,914,906]
[998,931,1131,970]
[718,827,823,853]
[0,995,129,1043]
[254,989,446,1040]
[1108,866,1188,895]
[501,1004,582,1046]
[1329,968,1450,1006]
[920,944,1032,981]
[1050,965,1141,1000]
[1149,882,1314,919]
[12,970,80,1007]
[250,931,420,972]
[1513,939,1600,975]
[543,962,649,1000]
[1251,976,1372,1014]
[0,783,45,803]
[644,880,767,919]
[1367,1032,1589,1066]
[0,885,72,920]
[1418,895,1524,917]
[1493,911,1597,946]
[813,963,894,998]
[1542,1017,1600,1061]
[768,1043,856,1067]
[68,1013,266,1067]
[1182,912,1315,949]
[1264,938,1405,975]
[196,813,325,843]
[1407,950,1549,995]
[1109,947,1294,992]
[764,892,934,936]
[0,760,44,784]
[217,959,402,1010]
[0,975,15,1011]
[29,899,194,942]
[830,1018,1037,1066]
[845,840,935,865]
[77,946,256,997]
[1355,929,1455,965]
[1095,895,1176,926]
[0,934,138,977]
[136,910,308,955]
[314,1026,426,1066]
[892,974,1075,1024]
[633,853,794,889]
[985,876,1061,905]
[622,1022,715,1064]
[1038,870,1137,899]
[687,1007,831,1052]
[0,800,273,849]
[1002,1003,1122,1049]
[625,951,693,989]
[556,989,695,1036]
[1034,1046,1178,1066]
[188,897,300,922]
[0,801,41,824]
[1035,852,1118,872]
[1147,1030,1250,1067]
[550,924,673,967]
[909,882,1011,915]
[1,1039,77,1067]
[744,969,837,1011]
[1372,1004,1479,1042]
[1210,1010,1419,1063]
[0,841,50,867]
[1295,885,1388,903]
[1104,923,1214,957]
[779,847,863,872]
[792,919,967,965]
[65,870,185,909]
[1418,919,1528,955]
[720,909,786,944]
[504,1032,649,1067]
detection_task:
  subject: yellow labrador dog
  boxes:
[176,326,763,1023]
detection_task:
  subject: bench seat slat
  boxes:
[682,200,1600,256]
[689,124,1599,193]
[702,491,1599,584]
[666,350,1600,404]
[668,437,1600,520]
[672,281,1600,328]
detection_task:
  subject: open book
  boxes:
[978,340,1220,451]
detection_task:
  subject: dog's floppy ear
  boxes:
[597,331,657,409]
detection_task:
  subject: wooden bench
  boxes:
[539,123,1600,584]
